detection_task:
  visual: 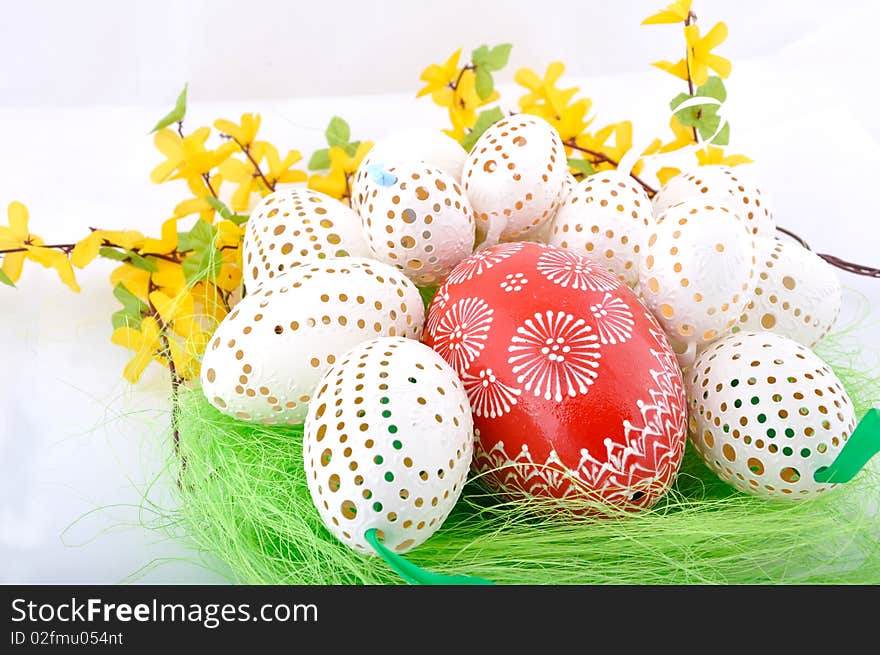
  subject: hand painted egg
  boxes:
[462,115,567,246]
[357,162,475,287]
[423,242,688,510]
[687,331,857,499]
[548,170,653,289]
[652,165,776,239]
[243,188,370,290]
[736,237,841,347]
[200,258,424,424]
[639,199,756,360]
[304,336,473,554]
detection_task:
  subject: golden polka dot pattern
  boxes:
[350,128,466,215]
[549,170,653,289]
[357,162,475,287]
[200,258,425,425]
[639,199,757,358]
[687,331,856,499]
[461,115,567,246]
[243,188,370,290]
[736,237,841,347]
[652,165,776,239]
[303,336,473,554]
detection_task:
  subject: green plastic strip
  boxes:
[814,408,880,484]
[364,529,494,586]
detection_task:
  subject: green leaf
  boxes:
[179,220,221,283]
[325,116,351,149]
[697,76,727,103]
[474,67,494,100]
[483,43,512,71]
[183,249,222,283]
[149,83,188,134]
[125,250,158,273]
[98,246,158,272]
[0,268,15,287]
[308,148,331,171]
[669,92,691,112]
[344,140,361,157]
[710,121,730,146]
[178,220,216,253]
[461,107,505,151]
[567,158,595,175]
[111,283,148,329]
[471,45,490,67]
[98,246,130,262]
[204,196,249,225]
[696,112,722,142]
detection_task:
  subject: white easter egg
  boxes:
[548,170,653,289]
[687,331,857,499]
[462,115,567,246]
[737,237,841,347]
[358,162,475,287]
[200,258,424,424]
[351,129,466,215]
[304,336,474,554]
[652,165,776,239]
[243,188,370,290]
[639,199,756,357]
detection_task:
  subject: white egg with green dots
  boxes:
[303,336,474,555]
[686,331,858,499]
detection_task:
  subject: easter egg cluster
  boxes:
[200,115,853,555]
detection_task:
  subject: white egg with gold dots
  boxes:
[687,331,857,499]
[549,170,653,289]
[736,237,841,347]
[304,336,474,555]
[462,114,567,246]
[357,161,475,287]
[200,258,425,425]
[243,188,371,290]
[639,198,757,360]
[652,165,776,239]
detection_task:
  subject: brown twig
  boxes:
[563,139,658,197]
[776,226,880,278]
[684,11,700,143]
[228,137,275,193]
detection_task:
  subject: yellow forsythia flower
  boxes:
[685,23,731,86]
[696,145,752,167]
[642,0,692,25]
[214,113,261,145]
[263,143,308,187]
[0,202,79,291]
[416,49,462,105]
[220,142,269,211]
[308,143,372,200]
[0,201,31,283]
[653,22,731,86]
[150,127,236,185]
[111,316,162,384]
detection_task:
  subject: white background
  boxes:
[1,0,879,583]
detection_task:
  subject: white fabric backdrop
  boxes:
[1,0,878,583]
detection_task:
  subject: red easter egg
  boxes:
[423,242,687,509]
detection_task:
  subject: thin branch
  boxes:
[776,225,880,278]
[684,11,700,143]
[229,137,275,193]
[563,139,658,197]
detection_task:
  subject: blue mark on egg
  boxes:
[366,163,397,186]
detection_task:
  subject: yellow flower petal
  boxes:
[652,59,690,81]
[1,251,25,282]
[25,246,80,292]
[70,232,103,269]
[7,201,29,240]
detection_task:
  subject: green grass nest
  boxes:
[168,333,880,584]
